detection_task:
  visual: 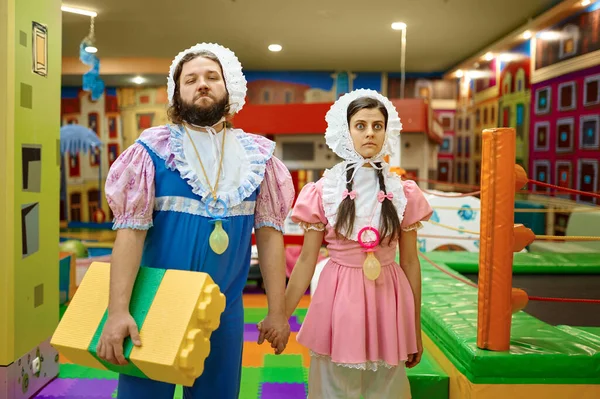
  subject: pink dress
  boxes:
[292,178,433,370]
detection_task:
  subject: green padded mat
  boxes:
[424,252,600,274]
[407,348,449,398]
[419,256,600,384]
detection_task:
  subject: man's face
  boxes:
[178,56,228,126]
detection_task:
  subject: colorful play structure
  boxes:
[413,128,600,398]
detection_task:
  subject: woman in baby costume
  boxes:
[286,89,432,398]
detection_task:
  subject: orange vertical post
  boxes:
[477,128,515,351]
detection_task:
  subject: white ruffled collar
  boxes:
[168,124,274,213]
[322,162,407,242]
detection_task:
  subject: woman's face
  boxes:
[348,108,386,159]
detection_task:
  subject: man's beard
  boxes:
[179,94,228,127]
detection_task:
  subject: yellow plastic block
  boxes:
[129,269,226,386]
[50,263,109,370]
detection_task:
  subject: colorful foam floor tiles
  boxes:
[36,294,448,398]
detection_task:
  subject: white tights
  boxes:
[307,356,412,399]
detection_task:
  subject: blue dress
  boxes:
[105,125,294,399]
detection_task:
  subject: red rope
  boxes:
[418,253,600,304]
[418,252,478,288]
[526,179,600,200]
[405,176,600,200]
[418,234,480,241]
[408,176,480,190]
[422,189,482,198]
[528,296,600,304]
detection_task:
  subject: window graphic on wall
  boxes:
[503,106,510,127]
[465,137,471,157]
[580,115,599,150]
[108,116,118,139]
[558,82,576,112]
[556,161,572,199]
[535,87,551,115]
[90,146,100,167]
[108,143,119,167]
[556,118,574,153]
[578,160,598,204]
[69,153,80,177]
[438,160,451,182]
[534,122,550,152]
[584,74,600,107]
[559,24,580,60]
[70,192,82,222]
[440,136,453,154]
[88,112,99,136]
[136,113,154,130]
[516,104,525,141]
[533,161,551,193]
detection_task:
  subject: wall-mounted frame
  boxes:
[32,22,48,77]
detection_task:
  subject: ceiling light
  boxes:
[61,5,97,17]
[484,52,494,61]
[455,69,464,78]
[391,22,407,30]
[84,46,97,53]
[268,44,282,52]
[522,30,532,39]
[539,31,562,40]
[132,76,145,85]
[581,0,591,6]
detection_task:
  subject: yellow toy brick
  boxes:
[51,261,110,370]
[50,262,226,386]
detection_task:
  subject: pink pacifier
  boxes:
[358,226,381,281]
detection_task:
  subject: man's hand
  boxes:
[257,312,290,355]
[406,333,423,368]
[96,312,141,365]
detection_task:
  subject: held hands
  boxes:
[96,312,141,365]
[406,332,423,368]
[257,312,291,355]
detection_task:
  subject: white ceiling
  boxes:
[61,0,560,73]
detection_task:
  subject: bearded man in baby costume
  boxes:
[97,43,294,398]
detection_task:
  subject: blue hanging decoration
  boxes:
[80,42,105,101]
[79,16,104,101]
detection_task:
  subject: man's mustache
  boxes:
[194,92,213,101]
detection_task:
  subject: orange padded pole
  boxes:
[477,128,515,351]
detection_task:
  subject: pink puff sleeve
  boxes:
[401,180,433,232]
[254,156,295,233]
[105,143,155,230]
[290,180,327,232]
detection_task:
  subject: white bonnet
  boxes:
[324,89,402,162]
[167,42,247,114]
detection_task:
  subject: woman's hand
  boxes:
[406,333,423,368]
